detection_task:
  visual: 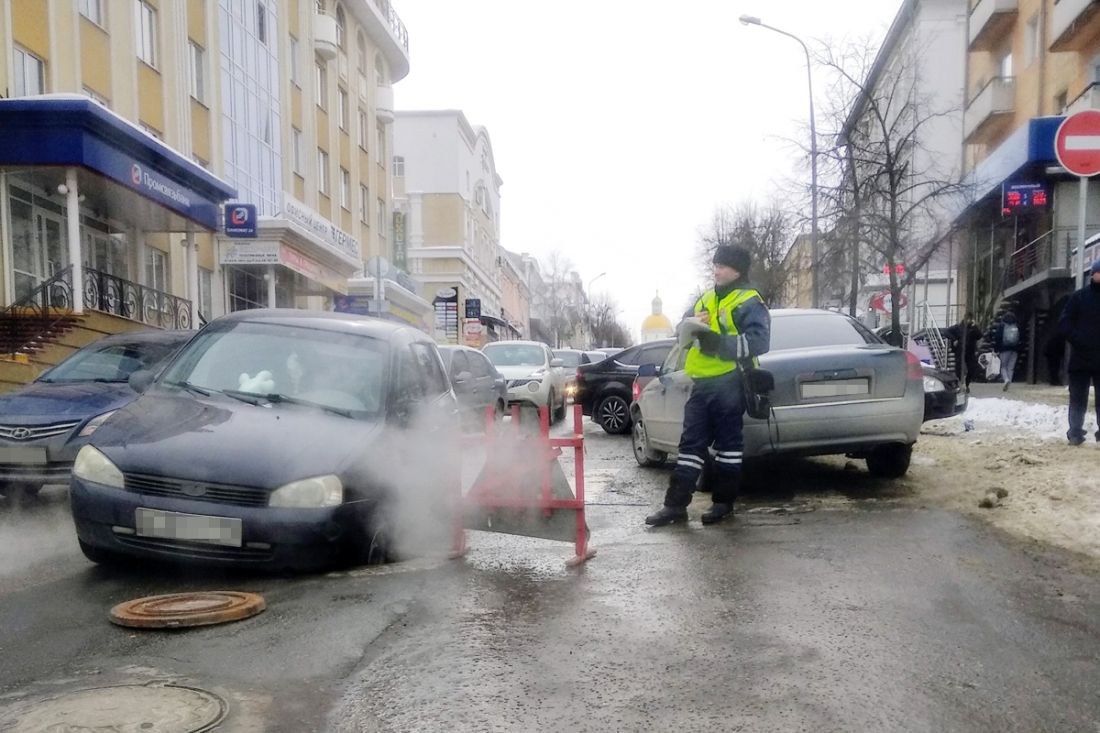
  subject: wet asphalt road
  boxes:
[1,420,1100,732]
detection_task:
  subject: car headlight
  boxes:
[78,409,119,438]
[269,475,343,508]
[72,445,124,489]
[922,375,945,393]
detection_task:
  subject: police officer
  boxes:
[645,244,771,526]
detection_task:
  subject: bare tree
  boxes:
[696,202,793,307]
[586,292,633,348]
[813,38,971,342]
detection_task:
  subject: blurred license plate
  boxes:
[956,392,967,406]
[800,379,870,398]
[135,508,242,547]
[0,445,47,464]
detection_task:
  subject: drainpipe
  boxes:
[65,168,83,314]
[185,225,199,328]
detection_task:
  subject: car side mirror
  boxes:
[128,369,155,394]
[637,363,662,377]
[550,358,564,368]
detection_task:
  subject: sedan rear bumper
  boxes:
[924,389,967,421]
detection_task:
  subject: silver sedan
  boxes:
[630,309,924,479]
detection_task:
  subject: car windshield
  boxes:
[160,321,388,417]
[553,350,583,367]
[39,339,181,383]
[770,314,881,351]
[483,344,546,367]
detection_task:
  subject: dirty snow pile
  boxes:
[926,397,1092,440]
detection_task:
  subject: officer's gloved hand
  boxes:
[697,330,720,356]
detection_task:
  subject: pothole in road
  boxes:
[0,682,228,732]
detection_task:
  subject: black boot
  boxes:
[700,502,733,525]
[645,505,688,526]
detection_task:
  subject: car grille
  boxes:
[123,473,269,507]
[0,421,81,441]
[0,462,72,481]
[115,535,274,562]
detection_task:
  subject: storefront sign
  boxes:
[220,242,281,265]
[393,211,407,270]
[224,203,258,238]
[282,195,360,264]
[1001,182,1049,216]
[465,298,481,319]
[433,287,460,344]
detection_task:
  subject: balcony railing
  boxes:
[1067,82,1100,114]
[1051,0,1100,52]
[964,76,1016,142]
[1003,229,1075,297]
[969,0,1018,51]
[83,268,193,330]
[370,0,408,52]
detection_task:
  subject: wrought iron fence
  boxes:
[372,0,409,51]
[83,268,192,329]
[0,266,76,356]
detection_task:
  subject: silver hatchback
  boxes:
[630,310,924,479]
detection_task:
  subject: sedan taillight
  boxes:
[905,351,923,380]
[632,379,641,403]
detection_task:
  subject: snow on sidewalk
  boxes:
[926,396,1097,440]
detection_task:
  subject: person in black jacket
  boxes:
[945,313,982,389]
[1059,259,1100,445]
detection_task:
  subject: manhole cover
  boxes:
[0,683,227,732]
[110,591,265,629]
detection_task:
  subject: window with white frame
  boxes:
[145,249,168,292]
[360,185,369,224]
[13,47,45,97]
[291,127,303,174]
[393,156,405,177]
[189,41,206,103]
[318,149,330,194]
[337,87,349,130]
[376,124,385,165]
[257,2,267,45]
[377,198,386,239]
[335,4,346,50]
[358,109,368,149]
[135,0,157,67]
[289,35,300,85]
[339,167,350,209]
[316,59,327,109]
[1026,14,1040,66]
[79,0,105,26]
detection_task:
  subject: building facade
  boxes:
[395,110,519,345]
[955,0,1100,382]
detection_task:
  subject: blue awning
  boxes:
[970,116,1065,202]
[0,96,236,230]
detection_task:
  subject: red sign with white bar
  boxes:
[1055,110,1100,177]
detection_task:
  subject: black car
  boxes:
[438,344,508,430]
[69,310,458,571]
[574,339,674,434]
[0,329,192,499]
[922,362,967,421]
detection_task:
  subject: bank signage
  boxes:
[282,195,361,264]
[224,203,258,238]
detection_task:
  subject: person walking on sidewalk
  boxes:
[645,244,771,527]
[993,312,1021,391]
[1059,259,1100,445]
[945,313,982,390]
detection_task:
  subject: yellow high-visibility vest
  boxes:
[684,288,762,378]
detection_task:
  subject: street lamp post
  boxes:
[739,15,820,309]
[587,272,607,294]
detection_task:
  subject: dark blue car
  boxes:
[0,329,192,499]
[69,310,459,571]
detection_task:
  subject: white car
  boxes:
[482,340,568,421]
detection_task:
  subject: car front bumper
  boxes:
[69,476,372,570]
[924,388,967,421]
[0,440,80,486]
[505,379,550,407]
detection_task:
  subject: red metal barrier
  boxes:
[452,403,595,566]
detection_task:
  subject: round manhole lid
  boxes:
[110,591,265,629]
[0,683,227,732]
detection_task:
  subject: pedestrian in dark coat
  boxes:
[945,313,982,389]
[1059,259,1100,444]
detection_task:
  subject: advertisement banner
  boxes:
[433,287,460,344]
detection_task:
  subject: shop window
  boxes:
[135,0,158,67]
[145,249,168,292]
[13,47,45,96]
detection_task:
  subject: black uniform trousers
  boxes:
[664,371,744,508]
[1068,370,1100,441]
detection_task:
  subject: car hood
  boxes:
[89,389,386,489]
[0,381,135,423]
[495,365,549,380]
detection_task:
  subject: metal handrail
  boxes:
[0,266,76,356]
[83,268,193,330]
[967,75,1016,106]
[371,0,408,51]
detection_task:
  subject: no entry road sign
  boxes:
[1056,110,1100,177]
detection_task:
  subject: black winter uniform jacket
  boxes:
[1059,282,1100,372]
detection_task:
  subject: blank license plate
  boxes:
[0,445,48,464]
[800,379,870,398]
[956,391,967,406]
[135,508,242,547]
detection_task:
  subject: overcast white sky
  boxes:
[393,0,904,340]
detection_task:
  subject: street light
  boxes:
[739,14,820,309]
[587,272,607,293]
